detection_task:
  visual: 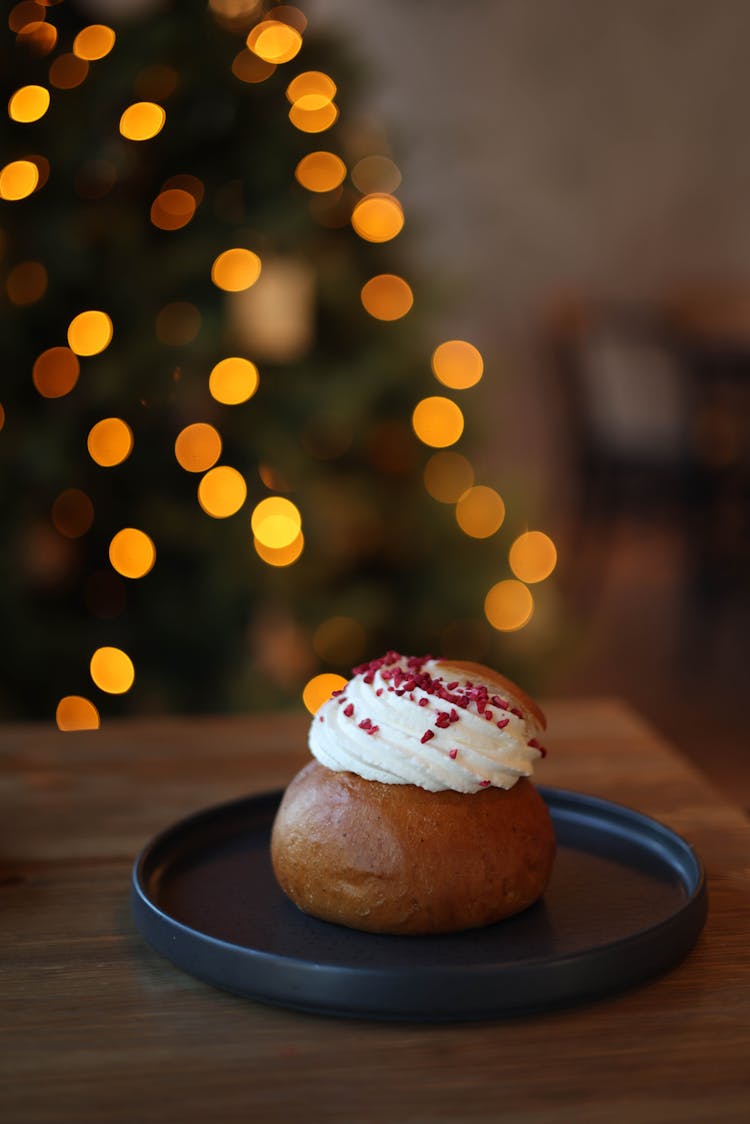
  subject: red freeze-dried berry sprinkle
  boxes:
[479,779,491,787]
[420,729,435,744]
[510,707,524,718]
[376,688,383,696]
[359,718,372,730]
[449,708,459,723]
[331,689,344,697]
[446,681,459,690]
[484,710,494,721]
[343,703,354,718]
[449,748,458,759]
[497,718,510,729]
[418,697,429,707]
[491,695,509,709]
[435,712,451,729]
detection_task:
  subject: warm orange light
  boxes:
[8,84,50,123]
[155,302,201,345]
[174,423,222,473]
[411,396,464,448]
[49,53,89,90]
[351,155,401,194]
[87,418,133,467]
[90,646,135,694]
[16,20,56,56]
[162,173,204,204]
[109,528,156,579]
[286,71,336,104]
[432,339,484,389]
[294,150,346,193]
[253,530,304,567]
[509,531,558,583]
[251,496,302,548]
[32,347,80,398]
[9,3,46,34]
[51,489,94,538]
[455,486,505,539]
[351,194,404,243]
[67,310,113,356]
[209,357,259,405]
[0,160,39,200]
[56,696,100,731]
[198,466,248,518]
[73,24,116,60]
[302,672,348,715]
[423,451,475,503]
[247,19,302,63]
[231,48,276,84]
[288,100,338,133]
[150,188,196,230]
[484,580,534,632]
[119,101,165,141]
[360,274,413,321]
[7,260,47,306]
[211,247,261,291]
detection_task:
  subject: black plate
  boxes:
[130,787,707,1021]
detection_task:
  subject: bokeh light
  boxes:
[49,53,89,90]
[209,357,259,404]
[174,423,222,472]
[247,19,302,63]
[162,173,204,205]
[211,247,261,291]
[302,672,348,715]
[254,530,304,567]
[90,646,135,694]
[119,101,166,141]
[251,496,302,548]
[87,418,133,467]
[423,451,475,503]
[295,151,346,192]
[67,310,113,356]
[412,396,464,448]
[288,100,338,133]
[109,528,156,580]
[509,531,558,583]
[16,20,56,56]
[73,25,116,61]
[455,486,506,539]
[286,71,336,104]
[8,85,50,123]
[231,48,276,84]
[150,188,196,230]
[0,160,39,200]
[7,260,47,306]
[32,347,80,398]
[198,466,248,518]
[51,489,94,538]
[432,339,484,389]
[351,155,402,194]
[351,194,404,243]
[360,274,413,321]
[484,580,534,632]
[313,616,366,666]
[56,696,100,732]
[155,301,201,345]
[9,3,46,33]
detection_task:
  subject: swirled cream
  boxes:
[309,652,546,794]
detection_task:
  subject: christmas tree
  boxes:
[1,0,558,726]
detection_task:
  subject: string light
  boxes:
[198,466,248,517]
[150,188,196,230]
[432,340,484,389]
[484,580,534,632]
[351,194,404,243]
[174,423,222,472]
[360,274,413,321]
[119,102,166,141]
[423,451,475,503]
[51,489,94,538]
[247,20,303,64]
[7,261,47,306]
[90,646,135,694]
[251,496,302,548]
[73,25,116,62]
[49,53,89,90]
[411,396,464,448]
[0,160,39,200]
[109,529,156,579]
[56,696,100,731]
[288,100,338,133]
[9,3,47,34]
[17,20,57,56]
[286,71,336,104]
[294,151,346,192]
[455,486,505,539]
[33,347,80,398]
[87,418,133,467]
[67,310,113,356]
[254,531,304,567]
[8,85,50,123]
[209,357,259,404]
[302,672,348,714]
[509,531,557,583]
[211,248,261,291]
[231,48,276,84]
[351,155,402,194]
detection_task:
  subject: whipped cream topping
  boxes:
[309,652,546,794]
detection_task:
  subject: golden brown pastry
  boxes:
[271,652,555,935]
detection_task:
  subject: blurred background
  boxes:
[1,1,748,794]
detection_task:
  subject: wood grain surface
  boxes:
[2,698,749,1124]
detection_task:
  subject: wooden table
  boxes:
[3,699,749,1123]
